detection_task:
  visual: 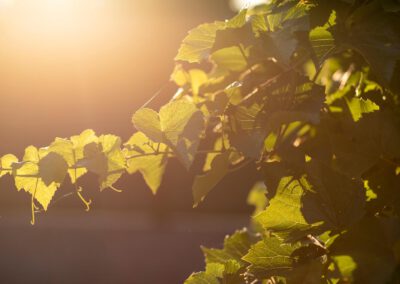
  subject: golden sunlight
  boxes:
[230,0,269,11]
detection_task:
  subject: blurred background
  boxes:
[0,0,263,283]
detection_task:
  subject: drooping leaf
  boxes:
[124,132,168,194]
[229,103,267,158]
[12,146,59,210]
[192,152,230,207]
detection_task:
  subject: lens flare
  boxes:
[230,0,269,11]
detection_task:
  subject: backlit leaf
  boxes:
[124,132,168,194]
[0,154,18,177]
[192,152,230,207]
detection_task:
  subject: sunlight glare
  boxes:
[230,0,269,11]
[0,0,13,8]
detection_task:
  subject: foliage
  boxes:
[1,0,400,282]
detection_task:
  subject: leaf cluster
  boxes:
[1,0,400,282]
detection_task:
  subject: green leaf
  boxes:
[0,154,18,177]
[185,263,224,284]
[255,176,321,242]
[229,103,267,158]
[287,259,325,284]
[188,69,208,97]
[77,135,126,190]
[175,10,247,63]
[332,255,357,281]
[303,161,366,232]
[170,64,190,87]
[132,100,205,169]
[344,1,400,84]
[365,161,400,215]
[49,129,98,183]
[345,97,379,122]
[192,152,230,207]
[12,146,59,210]
[202,229,253,267]
[330,216,400,284]
[38,152,68,186]
[322,114,381,178]
[160,100,205,168]
[132,108,163,143]
[175,21,226,63]
[309,11,336,63]
[243,237,300,279]
[247,182,268,216]
[211,46,248,72]
[124,132,168,194]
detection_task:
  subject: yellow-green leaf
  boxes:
[0,154,18,177]
[193,152,230,207]
[124,132,168,194]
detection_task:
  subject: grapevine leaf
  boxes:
[344,0,400,84]
[365,161,400,215]
[192,152,230,207]
[132,100,204,169]
[160,100,205,169]
[211,46,248,73]
[302,161,366,232]
[188,69,208,97]
[332,255,357,281]
[345,97,380,122]
[330,216,400,284]
[175,21,225,63]
[243,237,300,279]
[287,259,324,284]
[202,229,253,267]
[175,10,247,63]
[132,108,163,143]
[326,114,381,178]
[170,64,189,87]
[185,263,224,284]
[229,103,267,158]
[12,146,58,210]
[308,11,336,64]
[203,138,226,172]
[49,129,98,183]
[124,132,168,194]
[0,154,18,177]
[254,176,322,242]
[38,152,68,186]
[247,182,268,216]
[77,135,126,190]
